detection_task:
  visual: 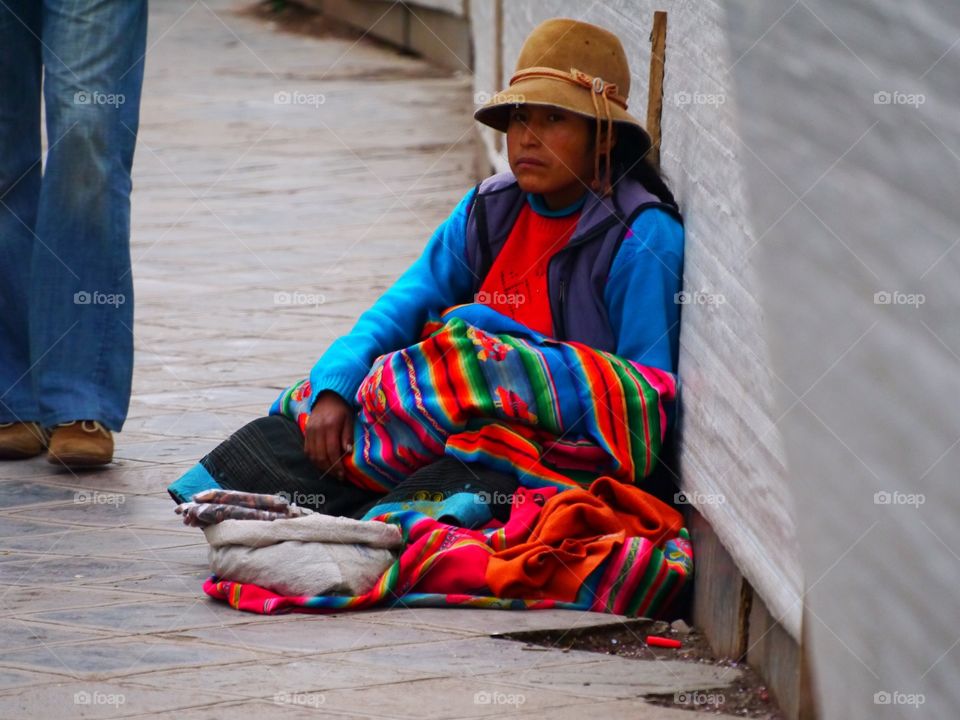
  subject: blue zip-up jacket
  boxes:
[307,187,684,412]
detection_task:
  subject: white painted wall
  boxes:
[407,0,464,17]
[723,1,960,717]
[470,0,803,639]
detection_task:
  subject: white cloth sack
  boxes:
[202,513,403,597]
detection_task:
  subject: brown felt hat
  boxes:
[474,18,652,195]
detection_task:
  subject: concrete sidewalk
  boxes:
[0,2,740,717]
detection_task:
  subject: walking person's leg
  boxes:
[32,0,148,465]
[0,1,47,459]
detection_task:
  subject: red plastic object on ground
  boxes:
[646,635,682,648]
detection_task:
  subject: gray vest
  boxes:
[464,171,682,351]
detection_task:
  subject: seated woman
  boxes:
[168,17,684,524]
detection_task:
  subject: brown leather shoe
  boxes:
[47,420,114,467]
[0,422,48,459]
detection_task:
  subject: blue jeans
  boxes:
[0,0,148,431]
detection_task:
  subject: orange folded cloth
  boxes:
[486,477,683,602]
[589,476,683,542]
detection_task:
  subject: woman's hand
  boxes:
[304,390,355,478]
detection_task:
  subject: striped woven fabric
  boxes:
[203,505,693,618]
[269,303,678,493]
[200,304,694,618]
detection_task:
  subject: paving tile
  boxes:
[0,527,202,559]
[335,636,605,676]
[113,436,221,465]
[28,463,197,498]
[138,360,309,388]
[476,657,741,699]
[0,459,78,480]
[121,699,376,719]
[22,599,255,635]
[0,619,111,652]
[107,430,180,446]
[0,666,58,692]
[286,675,592,720]
[348,606,641,638]
[0,481,79,509]
[121,410,257,440]
[124,543,209,567]
[208,404,277,420]
[0,517,87,538]
[0,679,242,719]
[7,495,173,528]
[127,654,442,700]
[80,570,212,598]
[0,585,181,618]
[131,386,283,412]
[0,636,263,678]
[1,458,161,483]
[511,698,742,719]
[0,521,107,570]
[167,615,464,657]
[0,556,151,587]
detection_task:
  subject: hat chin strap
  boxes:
[509,66,626,198]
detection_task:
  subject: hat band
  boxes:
[508,66,629,110]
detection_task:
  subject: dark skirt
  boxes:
[168,415,519,525]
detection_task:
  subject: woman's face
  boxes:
[506,104,597,209]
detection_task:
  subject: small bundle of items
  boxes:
[175,489,403,597]
[174,488,313,527]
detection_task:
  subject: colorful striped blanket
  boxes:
[205,304,692,617]
[205,499,692,617]
[270,303,677,493]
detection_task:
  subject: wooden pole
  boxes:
[646,10,667,170]
[494,0,504,155]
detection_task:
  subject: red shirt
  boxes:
[477,199,581,336]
